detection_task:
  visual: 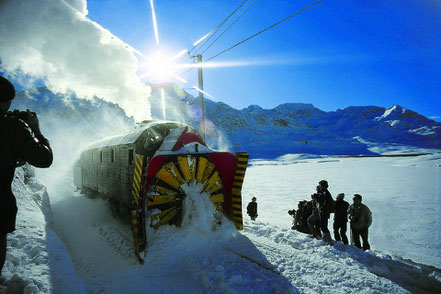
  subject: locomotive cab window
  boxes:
[144,130,162,151]
[111,149,115,162]
[128,149,134,165]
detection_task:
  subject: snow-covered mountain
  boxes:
[11,85,441,159]
[147,84,441,158]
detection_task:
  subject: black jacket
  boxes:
[247,201,257,217]
[0,116,53,196]
[334,199,349,224]
[318,189,334,218]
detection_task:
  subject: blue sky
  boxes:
[2,0,439,121]
[85,0,441,120]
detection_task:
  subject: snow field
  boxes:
[242,153,441,269]
[1,153,440,293]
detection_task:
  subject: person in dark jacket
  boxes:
[333,193,349,244]
[247,197,258,220]
[307,189,322,238]
[348,194,372,251]
[0,76,53,277]
[317,180,334,244]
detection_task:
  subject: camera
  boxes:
[311,193,321,199]
[5,109,38,167]
[5,109,35,125]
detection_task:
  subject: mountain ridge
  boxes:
[11,85,441,159]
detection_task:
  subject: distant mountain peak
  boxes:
[242,105,263,112]
[275,102,318,111]
[375,105,398,121]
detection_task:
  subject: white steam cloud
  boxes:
[0,0,151,121]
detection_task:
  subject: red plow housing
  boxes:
[130,141,249,263]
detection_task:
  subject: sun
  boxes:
[139,50,174,83]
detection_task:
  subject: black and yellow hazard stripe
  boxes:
[132,154,144,205]
[231,152,249,230]
[131,153,145,263]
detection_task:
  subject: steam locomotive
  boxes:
[73,120,249,262]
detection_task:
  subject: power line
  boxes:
[183,0,250,61]
[205,0,322,63]
[200,0,258,55]
[176,0,322,77]
[177,0,249,66]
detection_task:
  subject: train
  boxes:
[73,120,249,262]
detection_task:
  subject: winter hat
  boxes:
[252,197,256,201]
[319,180,328,188]
[0,76,15,102]
[353,194,362,201]
[336,193,345,200]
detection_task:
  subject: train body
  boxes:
[74,120,249,262]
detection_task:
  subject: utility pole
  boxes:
[197,54,206,141]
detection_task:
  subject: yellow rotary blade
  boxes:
[201,162,215,183]
[196,157,208,182]
[157,186,178,196]
[148,195,176,206]
[204,171,223,194]
[151,207,178,229]
[209,193,224,203]
[177,156,196,182]
[155,162,185,188]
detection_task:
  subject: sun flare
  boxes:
[137,48,187,85]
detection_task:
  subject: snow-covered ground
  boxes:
[1,152,441,293]
[0,167,84,293]
[243,152,441,269]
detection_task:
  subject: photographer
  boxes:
[0,76,53,278]
[290,200,313,234]
[348,194,372,251]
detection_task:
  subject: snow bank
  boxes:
[243,219,441,294]
[0,166,84,294]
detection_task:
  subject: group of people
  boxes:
[290,180,372,250]
[0,76,53,278]
[246,180,372,251]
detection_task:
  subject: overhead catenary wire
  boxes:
[176,0,322,77]
[193,0,249,53]
[179,0,250,64]
[204,0,322,63]
[200,0,258,56]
